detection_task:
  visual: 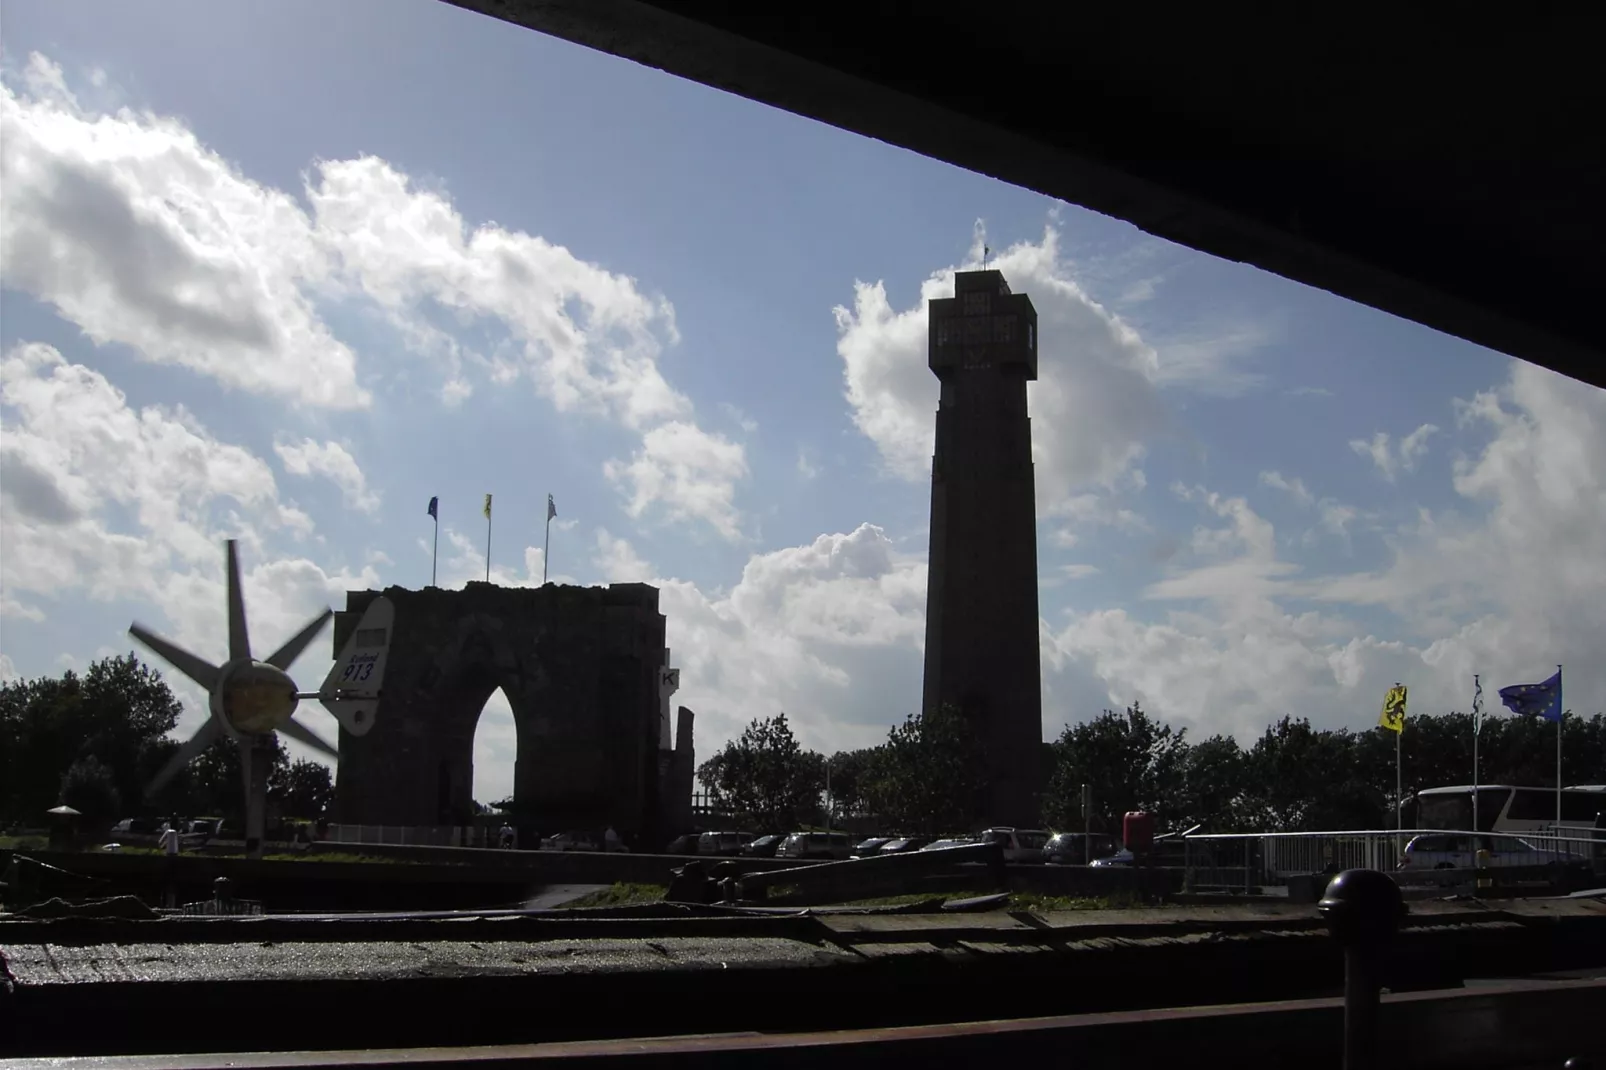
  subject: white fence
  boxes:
[1181,825,1606,891]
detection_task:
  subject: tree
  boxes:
[1238,717,1386,831]
[696,713,825,832]
[277,759,335,819]
[824,747,880,821]
[1177,734,1250,830]
[1042,704,1190,833]
[182,734,294,819]
[0,654,183,825]
[866,703,989,835]
[60,755,121,822]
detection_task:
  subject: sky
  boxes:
[2,0,1603,805]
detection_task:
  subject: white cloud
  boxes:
[1048,361,1606,744]
[1147,322,1272,397]
[603,421,749,540]
[1349,423,1439,482]
[592,528,653,583]
[651,523,928,755]
[796,449,820,481]
[0,340,379,744]
[1045,564,1101,586]
[1260,470,1360,548]
[435,528,559,591]
[305,155,687,432]
[274,438,380,514]
[2,56,744,541]
[719,402,758,434]
[1259,470,1314,507]
[0,57,366,409]
[2,594,45,621]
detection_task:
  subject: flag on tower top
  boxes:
[427,496,438,520]
[547,494,557,521]
[483,493,492,520]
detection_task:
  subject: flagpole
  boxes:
[1396,726,1403,832]
[485,498,492,584]
[1472,674,1480,833]
[1556,664,1563,830]
[432,513,439,588]
[543,495,552,586]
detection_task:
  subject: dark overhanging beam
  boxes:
[443,1,1606,392]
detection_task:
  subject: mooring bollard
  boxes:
[1318,868,1406,1070]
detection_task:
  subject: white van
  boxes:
[980,827,1052,863]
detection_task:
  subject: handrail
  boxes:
[1181,827,1598,841]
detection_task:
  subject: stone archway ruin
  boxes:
[330,581,694,846]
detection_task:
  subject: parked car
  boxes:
[878,836,933,854]
[743,834,784,857]
[110,817,162,842]
[698,830,758,856]
[665,833,701,855]
[852,837,894,858]
[541,831,600,852]
[777,831,854,860]
[1091,848,1134,868]
[1398,833,1583,872]
[920,837,979,852]
[1043,832,1118,865]
[980,827,1052,863]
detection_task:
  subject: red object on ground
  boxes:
[1124,811,1155,855]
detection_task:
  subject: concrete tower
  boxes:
[922,269,1042,828]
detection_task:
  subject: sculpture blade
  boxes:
[265,608,332,671]
[280,715,338,759]
[129,624,220,691]
[146,716,222,797]
[226,538,251,662]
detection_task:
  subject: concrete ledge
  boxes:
[5,895,1603,1057]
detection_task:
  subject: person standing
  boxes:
[604,826,620,853]
[158,819,182,909]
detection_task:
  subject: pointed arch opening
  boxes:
[473,686,517,816]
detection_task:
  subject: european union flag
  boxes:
[427,496,439,520]
[1498,670,1563,723]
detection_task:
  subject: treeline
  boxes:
[0,655,335,827]
[700,703,1606,835]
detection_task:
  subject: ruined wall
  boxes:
[331,582,675,843]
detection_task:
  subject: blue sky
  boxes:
[3,0,1603,804]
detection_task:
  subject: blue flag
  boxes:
[427,496,438,520]
[1498,670,1562,723]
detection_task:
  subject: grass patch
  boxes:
[1007,892,1115,912]
[0,836,49,851]
[563,882,666,908]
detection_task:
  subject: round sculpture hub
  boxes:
[220,661,299,736]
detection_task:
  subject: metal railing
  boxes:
[1181,826,1605,891]
[324,824,491,848]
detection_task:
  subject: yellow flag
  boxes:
[483,493,493,520]
[1378,684,1407,733]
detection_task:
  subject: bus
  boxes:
[1410,784,1606,833]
